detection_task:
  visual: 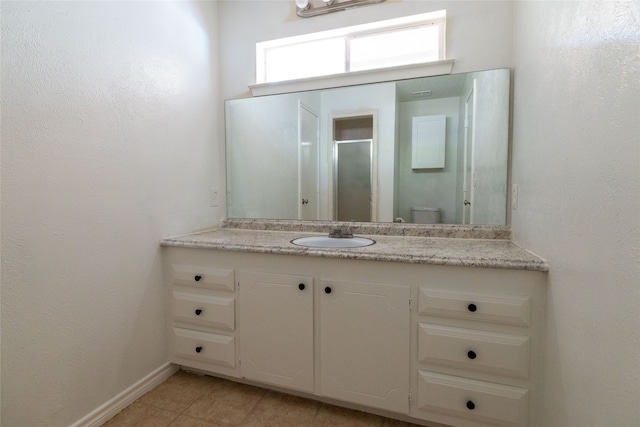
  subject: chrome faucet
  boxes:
[328,227,353,238]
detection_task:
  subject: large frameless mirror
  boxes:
[225,68,510,225]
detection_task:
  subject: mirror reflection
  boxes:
[225,68,510,225]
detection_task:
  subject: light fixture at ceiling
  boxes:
[295,0,310,10]
[296,0,386,18]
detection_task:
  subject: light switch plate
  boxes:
[210,188,219,207]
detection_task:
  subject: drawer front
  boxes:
[417,371,528,426]
[418,288,531,327]
[172,264,235,291]
[173,291,235,331]
[173,328,235,368]
[418,324,529,379]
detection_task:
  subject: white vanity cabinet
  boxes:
[163,245,546,427]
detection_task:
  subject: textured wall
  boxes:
[511,1,640,425]
[0,2,221,425]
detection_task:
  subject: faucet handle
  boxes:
[329,227,353,238]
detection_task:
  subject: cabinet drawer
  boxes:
[171,264,235,291]
[417,371,528,426]
[418,289,531,327]
[173,328,235,369]
[173,291,235,331]
[418,324,529,379]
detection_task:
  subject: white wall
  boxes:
[511,1,640,426]
[0,2,221,425]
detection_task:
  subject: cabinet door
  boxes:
[239,271,314,393]
[320,279,410,414]
[412,115,446,169]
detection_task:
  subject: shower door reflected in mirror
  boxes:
[299,102,320,220]
[333,115,375,222]
[335,140,372,222]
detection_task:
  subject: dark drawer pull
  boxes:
[466,400,475,410]
[298,283,305,290]
[194,275,202,282]
[467,303,477,312]
[195,346,203,353]
[195,309,202,316]
[467,350,477,360]
[324,286,332,294]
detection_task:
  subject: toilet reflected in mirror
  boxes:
[410,206,441,224]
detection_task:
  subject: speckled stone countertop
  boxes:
[222,218,511,240]
[161,225,548,272]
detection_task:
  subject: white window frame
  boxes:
[344,22,445,73]
[255,10,446,85]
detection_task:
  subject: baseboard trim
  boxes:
[71,362,180,427]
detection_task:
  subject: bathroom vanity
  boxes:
[161,220,547,427]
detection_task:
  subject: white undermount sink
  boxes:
[291,236,376,248]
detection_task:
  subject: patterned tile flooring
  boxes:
[103,370,424,427]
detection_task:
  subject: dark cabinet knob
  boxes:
[324,286,332,294]
[194,275,202,282]
[467,303,477,312]
[195,309,202,316]
[195,346,203,353]
[467,350,477,360]
[466,400,475,410]
[298,283,305,290]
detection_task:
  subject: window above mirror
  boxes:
[255,10,447,86]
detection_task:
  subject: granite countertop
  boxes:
[161,227,548,272]
[222,218,512,240]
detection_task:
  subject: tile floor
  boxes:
[103,369,424,427]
